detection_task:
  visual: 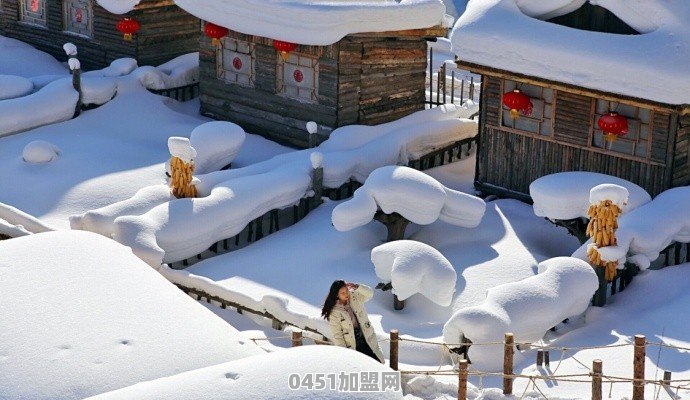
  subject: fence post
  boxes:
[503,333,514,395]
[662,371,672,386]
[292,330,303,347]
[592,359,602,400]
[458,359,468,400]
[390,329,399,371]
[310,152,323,206]
[633,335,645,400]
[537,350,543,367]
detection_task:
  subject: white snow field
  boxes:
[0,74,33,100]
[0,230,263,400]
[88,346,403,400]
[451,0,690,105]
[97,0,447,46]
[0,35,69,77]
[530,171,652,221]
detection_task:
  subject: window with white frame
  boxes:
[20,0,47,27]
[217,38,255,87]
[501,80,554,136]
[592,100,652,159]
[276,52,318,102]
[63,0,92,37]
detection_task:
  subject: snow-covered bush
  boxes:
[371,240,456,307]
[443,257,598,371]
[22,140,60,163]
[189,121,246,174]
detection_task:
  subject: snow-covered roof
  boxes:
[450,0,690,105]
[0,230,262,400]
[97,0,447,46]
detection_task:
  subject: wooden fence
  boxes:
[148,82,200,102]
[426,47,480,108]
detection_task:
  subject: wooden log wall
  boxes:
[1,0,198,70]
[199,29,430,148]
[672,114,690,187]
[476,75,679,198]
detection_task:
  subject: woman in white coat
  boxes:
[321,280,385,363]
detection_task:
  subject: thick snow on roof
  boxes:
[450,0,690,105]
[0,231,263,400]
[96,0,446,46]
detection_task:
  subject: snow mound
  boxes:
[0,75,34,100]
[98,0,445,46]
[0,36,69,77]
[0,79,78,137]
[168,137,197,163]
[190,121,246,174]
[443,257,598,371]
[590,183,628,207]
[81,77,118,105]
[0,218,31,238]
[0,202,56,233]
[88,346,402,399]
[146,52,199,89]
[84,58,138,78]
[0,231,262,400]
[573,186,690,270]
[371,240,456,306]
[22,140,61,163]
[332,166,486,231]
[530,172,650,220]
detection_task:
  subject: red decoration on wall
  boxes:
[75,8,83,23]
[232,57,243,71]
[204,22,229,47]
[273,40,298,61]
[502,89,533,119]
[116,17,139,42]
[598,112,629,142]
[30,0,39,12]
[293,69,304,83]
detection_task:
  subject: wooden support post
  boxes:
[503,333,514,395]
[592,267,607,307]
[255,216,264,241]
[544,350,550,367]
[272,319,283,330]
[312,166,323,206]
[390,329,399,371]
[537,350,543,367]
[393,294,405,310]
[592,359,602,400]
[292,331,303,347]
[458,359,468,400]
[662,371,672,386]
[633,335,646,400]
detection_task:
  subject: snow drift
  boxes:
[443,257,598,371]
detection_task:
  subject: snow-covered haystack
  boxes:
[0,75,34,100]
[332,166,486,232]
[87,346,402,400]
[573,186,690,271]
[0,231,263,400]
[530,172,650,221]
[22,140,61,163]
[190,121,246,174]
[443,257,598,371]
[371,240,456,306]
[0,79,78,137]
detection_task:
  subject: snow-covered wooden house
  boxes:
[451,0,690,199]
[0,0,199,70]
[168,0,448,148]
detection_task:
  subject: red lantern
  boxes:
[502,89,533,119]
[598,112,628,142]
[274,40,298,61]
[116,17,139,42]
[30,0,39,12]
[204,22,229,47]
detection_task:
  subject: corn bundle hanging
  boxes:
[585,199,622,281]
[170,155,197,198]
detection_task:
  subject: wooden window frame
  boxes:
[276,52,319,103]
[591,100,654,161]
[499,79,555,137]
[217,38,256,88]
[62,0,93,38]
[19,0,47,27]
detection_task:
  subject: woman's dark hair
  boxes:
[321,280,346,320]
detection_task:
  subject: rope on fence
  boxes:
[397,336,634,351]
[646,340,690,352]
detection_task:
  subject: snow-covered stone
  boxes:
[22,140,61,163]
[0,230,262,400]
[451,0,690,105]
[190,121,246,174]
[443,257,598,371]
[332,166,486,231]
[530,172,650,220]
[0,75,33,100]
[97,0,446,46]
[371,240,456,306]
[589,183,629,207]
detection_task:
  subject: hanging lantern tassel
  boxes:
[116,17,140,42]
[204,22,229,47]
[273,40,298,62]
[598,112,629,142]
[585,199,622,281]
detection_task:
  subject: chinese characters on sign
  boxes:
[288,371,401,392]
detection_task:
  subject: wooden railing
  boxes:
[148,82,200,102]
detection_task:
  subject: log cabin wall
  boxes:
[672,114,690,187]
[1,0,198,70]
[476,75,681,198]
[199,29,430,148]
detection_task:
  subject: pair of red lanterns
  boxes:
[203,22,297,61]
[502,89,628,142]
